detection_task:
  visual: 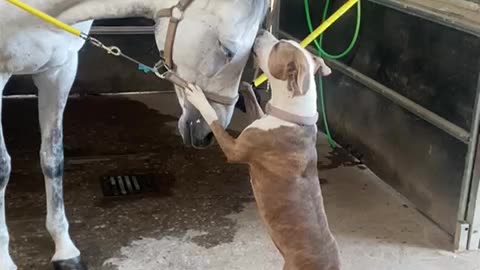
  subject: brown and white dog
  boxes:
[185,30,341,270]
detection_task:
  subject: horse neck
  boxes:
[36,0,179,24]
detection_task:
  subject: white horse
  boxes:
[0,0,267,269]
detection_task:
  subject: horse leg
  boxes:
[0,72,16,270]
[32,55,86,270]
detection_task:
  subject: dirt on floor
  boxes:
[4,95,480,270]
[4,96,253,269]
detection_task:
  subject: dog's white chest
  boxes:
[246,115,296,131]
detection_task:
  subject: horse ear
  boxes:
[312,55,331,76]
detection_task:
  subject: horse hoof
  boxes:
[52,256,87,270]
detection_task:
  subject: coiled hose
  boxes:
[304,0,362,147]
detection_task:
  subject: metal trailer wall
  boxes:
[277,0,480,250]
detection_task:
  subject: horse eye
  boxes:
[218,40,235,60]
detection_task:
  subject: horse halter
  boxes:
[154,0,239,106]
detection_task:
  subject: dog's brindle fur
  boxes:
[186,32,341,270]
[210,120,339,270]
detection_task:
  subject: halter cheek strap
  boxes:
[157,0,193,69]
[155,0,239,106]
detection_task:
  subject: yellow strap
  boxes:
[6,0,84,37]
[253,0,359,87]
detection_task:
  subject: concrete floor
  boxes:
[3,93,480,270]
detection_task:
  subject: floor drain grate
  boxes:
[101,175,159,197]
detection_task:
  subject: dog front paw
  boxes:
[185,84,209,109]
[185,83,218,124]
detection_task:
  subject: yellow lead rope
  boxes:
[4,0,158,70]
[253,0,359,87]
[6,0,85,38]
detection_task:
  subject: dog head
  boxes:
[253,30,331,97]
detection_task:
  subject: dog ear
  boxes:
[286,59,308,97]
[268,43,288,80]
[268,42,310,97]
[312,55,331,77]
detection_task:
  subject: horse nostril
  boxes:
[206,132,214,142]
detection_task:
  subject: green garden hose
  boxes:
[303,0,362,147]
